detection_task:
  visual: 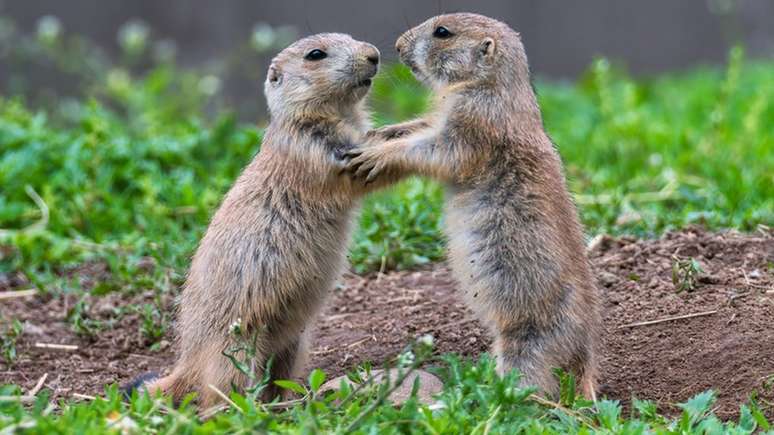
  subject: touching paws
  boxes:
[366,125,410,141]
[366,121,429,141]
[344,146,391,184]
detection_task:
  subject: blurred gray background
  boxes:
[1,0,773,117]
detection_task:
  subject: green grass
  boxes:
[1,24,773,431]
[1,354,771,434]
[2,51,772,281]
[540,49,773,235]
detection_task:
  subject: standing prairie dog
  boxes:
[144,33,398,408]
[347,13,601,399]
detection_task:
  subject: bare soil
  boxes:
[1,228,773,419]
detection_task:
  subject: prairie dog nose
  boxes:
[395,35,407,54]
[362,44,380,65]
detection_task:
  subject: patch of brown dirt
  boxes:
[0,289,175,399]
[1,228,772,419]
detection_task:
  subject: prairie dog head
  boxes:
[396,13,528,90]
[264,33,380,119]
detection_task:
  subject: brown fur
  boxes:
[347,13,601,399]
[144,33,400,408]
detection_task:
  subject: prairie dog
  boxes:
[144,33,398,408]
[347,13,601,398]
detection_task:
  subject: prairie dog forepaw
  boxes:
[367,121,431,141]
[367,126,409,141]
[344,147,388,184]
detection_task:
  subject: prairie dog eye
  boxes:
[432,26,453,39]
[305,49,327,61]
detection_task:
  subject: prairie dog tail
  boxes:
[121,371,160,399]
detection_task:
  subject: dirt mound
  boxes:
[1,228,772,418]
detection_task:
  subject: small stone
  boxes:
[698,274,719,284]
[586,234,613,253]
[597,271,619,287]
[320,369,443,405]
[22,321,45,336]
[616,210,642,226]
[136,256,157,273]
[94,299,117,316]
[0,273,10,289]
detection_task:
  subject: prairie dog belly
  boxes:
[443,189,498,325]
[179,186,357,347]
[443,187,561,328]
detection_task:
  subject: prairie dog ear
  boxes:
[267,64,283,86]
[479,37,496,59]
